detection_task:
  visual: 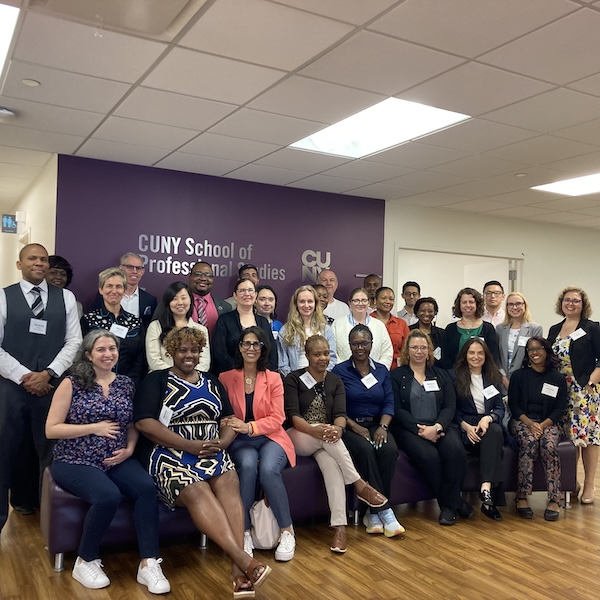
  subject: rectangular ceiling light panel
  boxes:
[533,172,600,196]
[0,4,20,77]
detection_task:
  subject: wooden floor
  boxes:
[1,467,599,600]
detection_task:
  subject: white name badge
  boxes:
[159,405,173,427]
[109,323,129,338]
[483,385,500,399]
[29,318,47,335]
[361,373,378,389]
[272,331,279,340]
[433,347,442,360]
[300,371,317,389]
[570,328,587,341]
[423,379,440,392]
[541,383,559,398]
[518,336,529,347]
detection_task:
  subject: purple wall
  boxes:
[56,155,385,313]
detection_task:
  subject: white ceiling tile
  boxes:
[565,216,600,228]
[76,139,170,166]
[92,116,199,150]
[0,96,104,136]
[420,119,538,153]
[568,205,600,217]
[472,189,569,206]
[0,146,51,166]
[287,174,369,194]
[344,182,417,200]
[142,48,285,105]
[0,162,44,179]
[387,191,473,207]
[437,178,528,199]
[248,76,383,123]
[209,109,324,145]
[154,152,245,176]
[300,31,464,95]
[3,61,131,113]
[272,0,398,25]
[430,155,529,179]
[480,10,600,84]
[226,164,312,185]
[180,0,353,70]
[481,166,577,189]
[321,160,411,182]
[369,0,576,57]
[482,88,600,133]
[483,206,558,218]
[521,211,595,223]
[567,72,600,97]
[14,12,167,83]
[441,198,515,212]
[552,118,600,146]
[0,125,84,153]
[114,88,237,130]
[529,197,600,211]
[255,148,349,172]
[398,63,554,116]
[544,151,600,177]
[365,142,469,169]
[179,133,280,162]
[383,170,470,191]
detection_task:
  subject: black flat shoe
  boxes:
[457,501,474,519]
[544,508,560,522]
[479,489,494,507]
[481,503,502,521]
[515,498,533,519]
[439,507,457,526]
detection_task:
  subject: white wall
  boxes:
[383,203,600,333]
[0,155,58,287]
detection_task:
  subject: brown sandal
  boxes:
[233,575,255,599]
[244,559,271,589]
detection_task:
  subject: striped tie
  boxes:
[195,295,208,327]
[31,286,44,318]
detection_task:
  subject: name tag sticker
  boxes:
[423,380,440,392]
[109,323,128,338]
[541,383,559,398]
[300,371,317,389]
[518,336,529,347]
[29,318,47,335]
[434,347,442,360]
[361,373,378,389]
[483,385,499,399]
[571,328,587,341]
[272,331,279,340]
[159,405,173,427]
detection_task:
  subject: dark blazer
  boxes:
[212,294,232,316]
[390,365,456,434]
[454,374,505,444]
[547,318,600,386]
[211,310,277,375]
[441,321,500,370]
[92,288,157,328]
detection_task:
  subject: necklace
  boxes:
[245,376,254,385]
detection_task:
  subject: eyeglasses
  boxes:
[236,288,255,295]
[563,298,582,305]
[403,292,420,297]
[121,264,144,272]
[507,302,524,308]
[484,291,503,297]
[191,271,213,278]
[240,341,264,350]
[526,346,545,353]
[408,345,428,352]
[349,341,372,349]
[350,298,369,305]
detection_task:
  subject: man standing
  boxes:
[482,280,505,327]
[363,274,382,313]
[317,269,350,320]
[189,261,232,335]
[92,252,157,327]
[398,281,421,326]
[0,243,81,532]
[226,263,260,309]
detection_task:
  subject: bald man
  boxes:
[317,269,350,320]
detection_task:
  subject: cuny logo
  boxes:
[301,250,331,283]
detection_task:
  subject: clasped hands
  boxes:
[417,423,444,443]
[21,370,53,396]
[463,416,492,445]
[310,423,342,444]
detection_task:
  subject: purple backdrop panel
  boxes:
[55,155,385,313]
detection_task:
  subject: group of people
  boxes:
[2,245,599,598]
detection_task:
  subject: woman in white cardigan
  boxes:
[145,282,210,372]
[332,288,393,369]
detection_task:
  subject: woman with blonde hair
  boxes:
[496,292,543,389]
[277,285,336,377]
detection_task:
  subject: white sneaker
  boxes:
[362,511,384,534]
[243,530,254,557]
[72,556,110,589]
[137,558,171,594]
[379,508,405,537]
[274,530,295,561]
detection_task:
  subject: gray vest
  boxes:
[3,284,66,371]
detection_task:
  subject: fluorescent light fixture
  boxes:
[532,172,600,196]
[0,4,20,76]
[289,98,471,159]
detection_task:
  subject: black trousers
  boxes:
[464,422,504,486]
[343,423,398,513]
[0,378,54,531]
[392,424,467,511]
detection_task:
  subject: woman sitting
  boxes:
[332,325,403,537]
[254,285,284,338]
[454,339,505,521]
[409,297,445,365]
[219,327,296,561]
[390,330,470,526]
[45,330,170,593]
[278,285,336,377]
[370,286,409,370]
[134,327,271,597]
[332,287,393,369]
[145,282,210,372]
[284,335,388,553]
[509,337,568,520]
[212,279,277,375]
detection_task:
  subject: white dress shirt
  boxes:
[323,298,350,320]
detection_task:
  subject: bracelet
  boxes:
[379,423,389,431]
[247,423,253,436]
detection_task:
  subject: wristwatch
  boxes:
[47,368,59,379]
[435,425,443,435]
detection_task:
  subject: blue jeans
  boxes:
[52,458,160,561]
[228,434,292,530]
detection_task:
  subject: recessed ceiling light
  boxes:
[289,98,471,159]
[0,107,16,122]
[514,173,527,177]
[532,172,600,196]
[0,4,20,78]
[22,78,40,87]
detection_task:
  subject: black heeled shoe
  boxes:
[480,490,502,520]
[479,489,494,506]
